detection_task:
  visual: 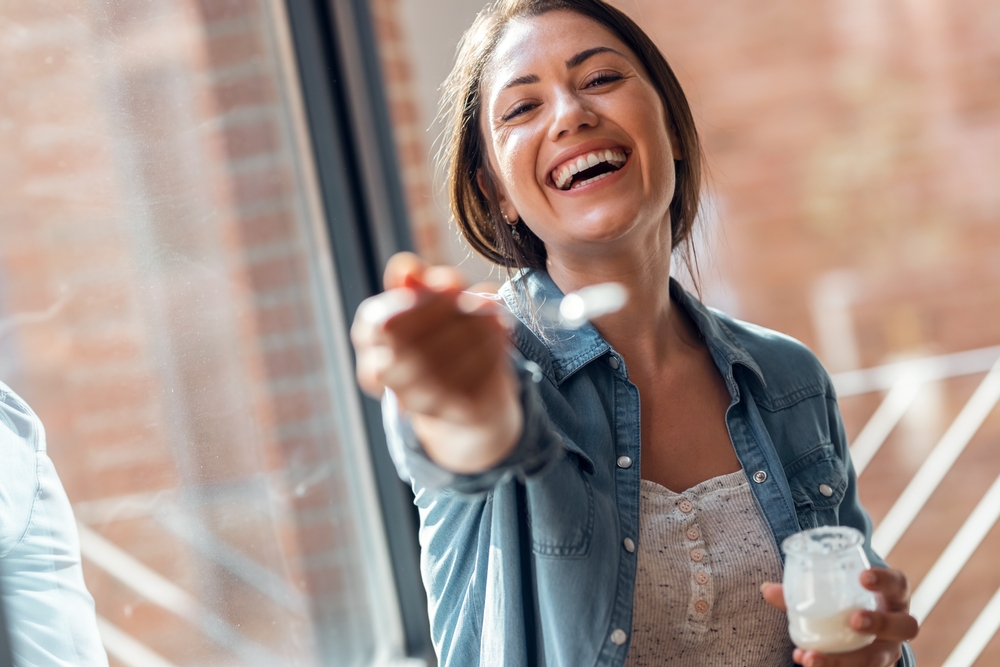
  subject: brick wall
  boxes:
[0,0,383,664]
[604,0,1000,368]
[370,0,448,264]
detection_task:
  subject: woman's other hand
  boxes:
[761,568,919,667]
[351,252,522,474]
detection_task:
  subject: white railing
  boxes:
[833,346,1000,667]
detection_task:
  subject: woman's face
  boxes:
[480,10,680,260]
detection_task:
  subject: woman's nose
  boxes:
[547,91,598,141]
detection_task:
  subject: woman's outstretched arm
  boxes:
[352,252,523,475]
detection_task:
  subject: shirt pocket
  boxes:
[525,452,595,558]
[784,443,847,530]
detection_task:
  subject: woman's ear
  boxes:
[476,167,519,223]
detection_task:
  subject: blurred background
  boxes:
[1,0,998,666]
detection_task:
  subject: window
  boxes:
[0,1,426,664]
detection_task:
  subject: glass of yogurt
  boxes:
[781,526,879,653]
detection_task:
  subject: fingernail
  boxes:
[862,571,877,586]
[855,614,872,630]
[760,583,770,594]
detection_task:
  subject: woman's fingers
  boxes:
[760,582,787,611]
[794,641,902,667]
[355,286,509,406]
[383,251,429,290]
[861,568,912,613]
[383,252,467,293]
[382,313,507,414]
[764,570,915,667]
[851,609,918,642]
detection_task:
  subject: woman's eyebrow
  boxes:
[501,74,541,91]
[499,46,626,92]
[566,46,624,69]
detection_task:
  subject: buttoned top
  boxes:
[384,270,915,667]
[0,381,108,666]
[625,472,793,666]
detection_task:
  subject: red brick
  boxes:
[247,255,305,292]
[230,167,291,203]
[204,30,264,69]
[219,120,280,160]
[263,343,321,379]
[211,74,275,114]
[194,0,258,23]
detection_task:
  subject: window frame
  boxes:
[281,0,432,662]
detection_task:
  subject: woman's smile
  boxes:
[547,142,631,191]
[481,10,678,251]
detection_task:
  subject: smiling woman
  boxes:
[351,2,918,667]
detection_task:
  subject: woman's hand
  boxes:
[351,252,522,474]
[761,568,919,667]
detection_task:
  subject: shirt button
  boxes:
[610,628,627,645]
[623,537,635,553]
[608,355,621,370]
[694,600,710,614]
[696,571,710,585]
[819,483,834,497]
[690,549,704,563]
[686,527,700,541]
[753,470,767,484]
[678,499,693,514]
[616,455,633,469]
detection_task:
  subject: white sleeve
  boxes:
[0,383,108,667]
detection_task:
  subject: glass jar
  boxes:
[781,526,879,653]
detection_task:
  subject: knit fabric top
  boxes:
[624,470,795,666]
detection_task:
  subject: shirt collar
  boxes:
[669,279,766,387]
[500,269,765,388]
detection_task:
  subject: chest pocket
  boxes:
[525,441,595,558]
[785,443,847,530]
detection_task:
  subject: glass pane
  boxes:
[0,1,401,665]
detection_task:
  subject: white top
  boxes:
[0,381,108,666]
[624,470,795,666]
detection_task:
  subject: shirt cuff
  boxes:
[381,354,564,495]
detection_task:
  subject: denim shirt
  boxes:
[384,270,915,667]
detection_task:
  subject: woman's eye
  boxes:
[585,72,623,88]
[502,103,536,121]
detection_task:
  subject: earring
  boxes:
[502,211,521,243]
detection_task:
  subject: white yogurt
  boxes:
[781,526,879,654]
[788,607,876,653]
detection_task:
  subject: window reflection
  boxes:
[0,1,394,664]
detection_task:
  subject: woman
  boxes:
[352,1,918,665]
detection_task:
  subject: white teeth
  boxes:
[551,148,628,190]
[573,170,614,189]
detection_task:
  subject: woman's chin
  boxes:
[553,218,650,252]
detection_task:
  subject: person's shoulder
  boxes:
[0,381,42,445]
[709,308,834,400]
[0,382,44,552]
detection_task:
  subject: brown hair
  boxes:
[437,0,703,278]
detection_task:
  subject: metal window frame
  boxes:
[282,0,432,662]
